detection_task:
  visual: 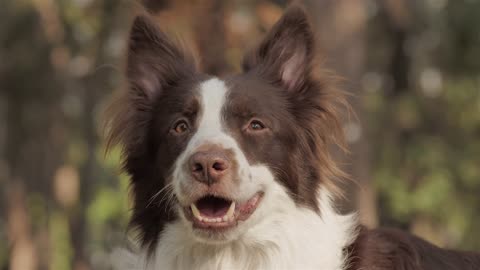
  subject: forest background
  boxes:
[1,0,480,269]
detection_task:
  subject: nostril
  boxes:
[212,160,228,171]
[193,163,203,172]
[189,150,230,184]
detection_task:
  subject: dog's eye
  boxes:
[172,120,189,134]
[248,120,266,131]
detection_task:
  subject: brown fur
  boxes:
[104,6,350,251]
[346,227,480,270]
[241,5,350,201]
[104,15,208,252]
[104,5,480,268]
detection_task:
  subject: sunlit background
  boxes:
[1,0,479,269]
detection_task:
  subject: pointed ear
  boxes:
[243,6,314,92]
[127,15,196,100]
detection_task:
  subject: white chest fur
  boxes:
[113,189,357,270]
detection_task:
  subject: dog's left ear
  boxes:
[243,6,314,92]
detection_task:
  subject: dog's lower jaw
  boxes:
[134,187,358,270]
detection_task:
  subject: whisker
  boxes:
[146,182,174,209]
[156,184,176,209]
[159,186,176,207]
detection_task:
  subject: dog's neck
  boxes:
[131,189,357,270]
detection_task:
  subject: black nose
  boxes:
[189,150,230,185]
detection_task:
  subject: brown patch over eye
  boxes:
[172,120,189,134]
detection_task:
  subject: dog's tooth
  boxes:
[222,215,229,222]
[191,204,203,221]
[226,202,235,218]
[216,218,222,223]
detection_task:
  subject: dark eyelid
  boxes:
[250,117,270,128]
[243,118,271,133]
[169,117,190,133]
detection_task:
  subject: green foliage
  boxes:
[364,0,480,250]
[369,78,480,249]
[50,212,73,270]
[87,175,130,235]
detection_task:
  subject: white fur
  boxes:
[173,78,256,205]
[114,171,357,270]
[112,77,358,270]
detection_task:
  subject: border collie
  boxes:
[106,6,480,270]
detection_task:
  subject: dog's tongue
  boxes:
[196,196,231,218]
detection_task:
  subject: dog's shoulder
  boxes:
[346,227,480,270]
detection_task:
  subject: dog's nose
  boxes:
[189,151,230,185]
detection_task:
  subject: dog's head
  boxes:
[106,6,346,251]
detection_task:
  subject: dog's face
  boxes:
[107,7,344,250]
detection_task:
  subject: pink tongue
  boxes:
[196,196,231,218]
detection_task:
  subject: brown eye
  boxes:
[173,120,189,134]
[249,120,265,131]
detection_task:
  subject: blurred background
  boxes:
[1,0,479,269]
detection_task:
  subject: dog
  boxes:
[106,5,480,270]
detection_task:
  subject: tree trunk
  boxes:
[304,0,377,227]
[67,1,120,269]
[7,183,38,270]
[193,0,230,75]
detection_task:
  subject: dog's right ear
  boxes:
[127,15,196,100]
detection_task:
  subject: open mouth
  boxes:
[185,193,263,230]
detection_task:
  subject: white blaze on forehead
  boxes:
[172,77,256,203]
[196,78,228,140]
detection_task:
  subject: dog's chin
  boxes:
[180,191,264,243]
